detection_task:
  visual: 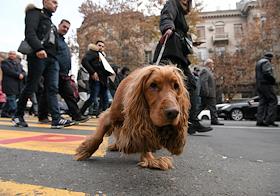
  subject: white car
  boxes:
[197,110,211,120]
[197,104,228,120]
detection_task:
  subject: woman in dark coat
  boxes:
[153,0,212,134]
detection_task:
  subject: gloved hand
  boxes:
[159,29,173,44]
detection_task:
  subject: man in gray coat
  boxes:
[198,59,223,125]
[255,52,278,127]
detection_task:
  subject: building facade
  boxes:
[195,0,260,62]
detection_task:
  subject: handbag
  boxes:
[17,24,54,55]
[175,32,193,54]
[17,40,33,55]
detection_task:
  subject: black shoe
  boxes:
[51,118,75,129]
[256,122,269,127]
[269,123,279,127]
[12,117,28,127]
[187,127,196,135]
[190,121,213,133]
[73,115,90,124]
[211,122,224,125]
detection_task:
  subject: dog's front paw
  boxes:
[138,156,174,170]
[74,143,93,161]
[74,137,103,161]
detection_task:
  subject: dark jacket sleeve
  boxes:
[199,69,210,97]
[262,61,276,85]
[160,0,178,33]
[81,50,98,75]
[25,9,44,52]
[1,61,20,79]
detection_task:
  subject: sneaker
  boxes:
[73,115,90,124]
[12,117,28,127]
[256,122,268,127]
[51,118,75,129]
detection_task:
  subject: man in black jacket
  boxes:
[256,52,278,127]
[153,0,212,134]
[12,0,74,129]
[38,19,89,124]
[80,41,111,116]
[1,51,26,118]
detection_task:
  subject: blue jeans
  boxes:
[80,80,108,114]
[15,57,60,120]
[2,95,17,116]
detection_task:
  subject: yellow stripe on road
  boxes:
[0,130,108,157]
[0,179,87,196]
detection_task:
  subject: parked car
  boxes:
[217,96,280,121]
[198,110,210,120]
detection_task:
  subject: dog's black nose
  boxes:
[165,108,179,120]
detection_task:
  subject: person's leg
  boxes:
[256,88,267,125]
[37,85,50,122]
[185,68,212,134]
[77,92,88,109]
[43,59,60,121]
[9,95,17,116]
[207,97,221,124]
[44,59,74,128]
[59,77,83,120]
[1,95,13,117]
[80,80,96,115]
[13,57,46,127]
[92,81,101,113]
[99,85,109,112]
[263,86,278,125]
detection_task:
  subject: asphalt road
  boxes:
[0,118,279,196]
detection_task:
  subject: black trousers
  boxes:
[197,96,219,123]
[256,84,277,124]
[38,76,82,120]
[59,77,82,120]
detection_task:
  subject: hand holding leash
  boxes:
[159,29,173,44]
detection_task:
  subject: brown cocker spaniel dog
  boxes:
[75,65,190,170]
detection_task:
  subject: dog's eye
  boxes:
[150,82,158,90]
[174,83,180,91]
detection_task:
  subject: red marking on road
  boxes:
[0,134,84,144]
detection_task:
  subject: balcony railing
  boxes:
[213,33,229,43]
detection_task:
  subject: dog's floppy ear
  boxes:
[165,67,190,155]
[117,66,161,153]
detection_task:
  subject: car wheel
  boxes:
[230,109,243,121]
[201,115,210,120]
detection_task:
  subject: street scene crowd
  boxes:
[0,0,278,131]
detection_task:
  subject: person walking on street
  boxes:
[255,52,278,127]
[198,59,223,125]
[80,41,111,117]
[12,0,74,129]
[1,51,26,118]
[153,0,212,134]
[77,66,89,109]
[37,19,89,124]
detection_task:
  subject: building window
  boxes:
[145,50,152,63]
[196,26,206,40]
[215,22,225,36]
[215,47,225,56]
[197,48,208,61]
[234,24,243,39]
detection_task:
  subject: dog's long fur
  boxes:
[75,65,190,170]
